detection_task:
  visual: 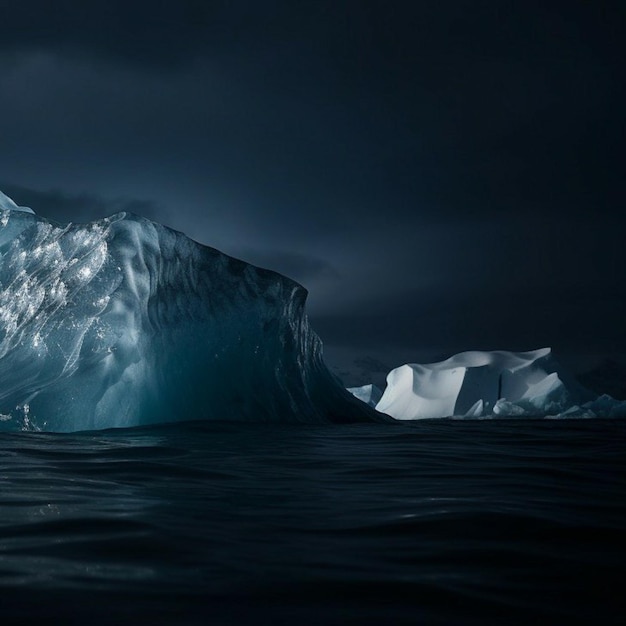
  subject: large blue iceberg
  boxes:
[0,193,381,432]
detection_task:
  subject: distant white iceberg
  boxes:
[349,348,626,419]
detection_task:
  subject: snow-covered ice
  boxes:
[350,348,626,419]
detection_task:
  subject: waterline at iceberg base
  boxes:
[0,195,383,432]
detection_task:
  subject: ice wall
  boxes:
[0,205,382,431]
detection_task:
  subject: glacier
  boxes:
[349,348,626,419]
[0,193,383,432]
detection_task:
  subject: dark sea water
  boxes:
[1,419,624,625]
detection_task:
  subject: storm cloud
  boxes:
[1,0,624,378]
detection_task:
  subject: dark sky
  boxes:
[1,0,624,382]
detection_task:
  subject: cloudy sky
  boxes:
[1,1,624,382]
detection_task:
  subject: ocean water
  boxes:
[0,418,624,625]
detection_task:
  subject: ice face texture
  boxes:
[0,207,380,432]
[347,384,382,408]
[368,348,626,419]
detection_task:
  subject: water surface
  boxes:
[1,419,624,624]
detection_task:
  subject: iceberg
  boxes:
[0,193,383,432]
[358,348,623,419]
[0,189,34,214]
[346,384,382,408]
